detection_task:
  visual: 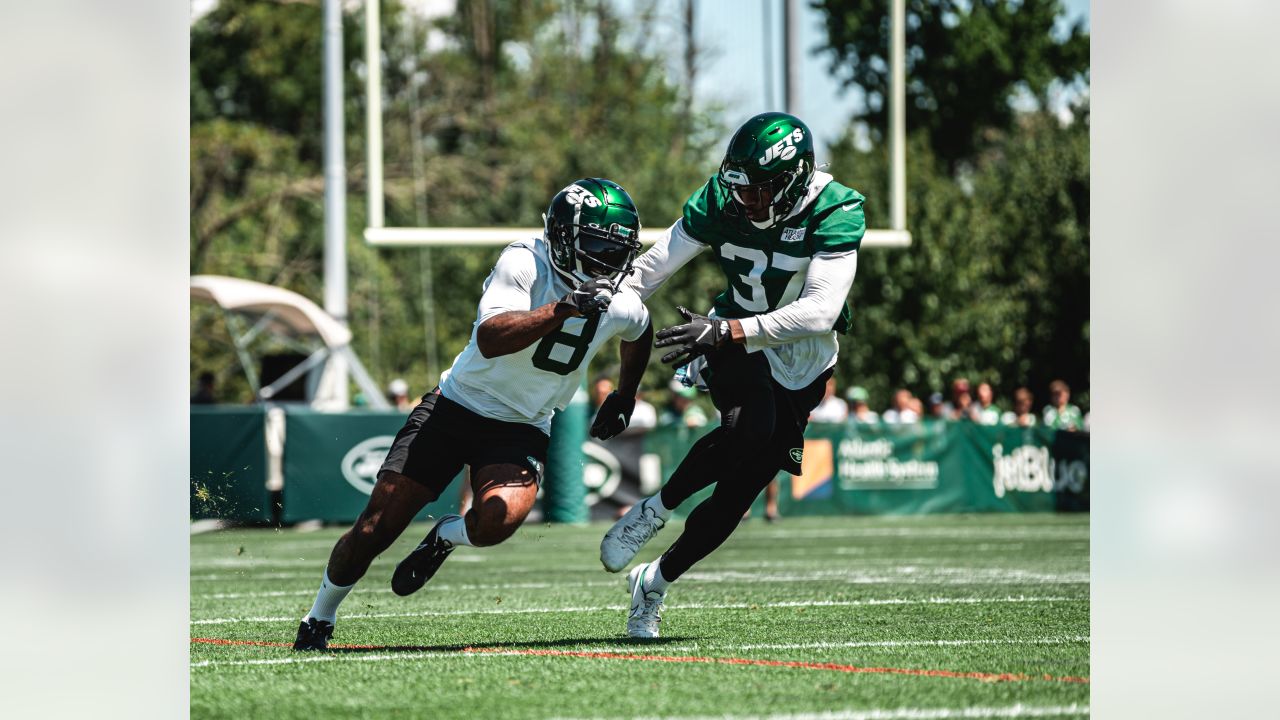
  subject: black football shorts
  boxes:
[379,388,549,494]
[703,344,832,476]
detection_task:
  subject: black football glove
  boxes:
[557,276,615,317]
[654,306,731,368]
[590,391,636,440]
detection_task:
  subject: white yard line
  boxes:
[753,528,1087,540]
[190,555,485,569]
[191,595,1084,625]
[189,557,1088,579]
[551,706,1090,720]
[682,569,1089,585]
[194,572,1087,600]
[197,580,618,599]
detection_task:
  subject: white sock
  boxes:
[435,515,473,547]
[304,569,354,623]
[646,493,673,520]
[643,560,671,593]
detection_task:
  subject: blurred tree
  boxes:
[190,0,369,164]
[190,0,720,403]
[826,108,1088,411]
[813,0,1089,168]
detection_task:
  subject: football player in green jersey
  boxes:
[599,112,867,638]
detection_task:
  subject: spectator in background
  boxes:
[948,378,973,420]
[809,377,849,424]
[971,382,1001,425]
[882,389,920,424]
[1043,379,1084,430]
[192,371,217,405]
[388,378,412,412]
[1001,387,1037,427]
[661,381,708,428]
[926,392,948,421]
[591,376,615,410]
[846,386,880,424]
[591,375,656,436]
[626,390,658,434]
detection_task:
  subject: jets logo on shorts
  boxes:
[789,448,804,464]
[526,455,544,479]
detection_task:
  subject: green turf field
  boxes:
[191,513,1089,719]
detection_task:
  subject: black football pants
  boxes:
[657,344,829,580]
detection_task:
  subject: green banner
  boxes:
[281,408,462,523]
[193,407,1086,523]
[643,421,1088,516]
[190,406,271,522]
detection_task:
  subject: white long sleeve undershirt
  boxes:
[738,249,858,352]
[624,219,858,350]
[623,220,708,301]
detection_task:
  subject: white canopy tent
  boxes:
[191,275,389,410]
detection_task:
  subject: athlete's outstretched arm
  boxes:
[589,320,653,440]
[731,249,859,350]
[473,246,615,359]
[624,220,707,301]
[476,301,578,359]
[616,321,653,397]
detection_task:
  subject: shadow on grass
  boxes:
[326,636,698,654]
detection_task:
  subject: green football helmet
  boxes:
[543,178,642,286]
[717,112,815,229]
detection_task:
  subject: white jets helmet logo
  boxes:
[563,184,602,208]
[757,128,806,166]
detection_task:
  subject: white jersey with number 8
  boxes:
[439,238,650,434]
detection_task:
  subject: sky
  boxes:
[193,0,1091,155]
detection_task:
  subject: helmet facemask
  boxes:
[574,222,641,286]
[717,112,817,231]
[719,158,811,230]
[542,179,642,289]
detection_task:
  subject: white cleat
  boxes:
[626,562,665,639]
[600,496,667,573]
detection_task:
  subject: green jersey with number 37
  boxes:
[624,169,865,389]
[625,170,865,390]
[682,174,864,330]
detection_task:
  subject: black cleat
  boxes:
[293,617,334,651]
[391,515,458,597]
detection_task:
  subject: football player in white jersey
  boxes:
[295,179,653,650]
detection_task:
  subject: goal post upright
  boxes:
[889,0,906,232]
[366,0,384,229]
